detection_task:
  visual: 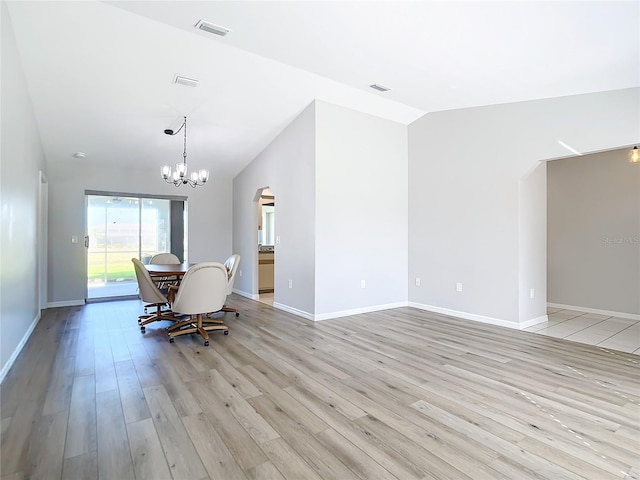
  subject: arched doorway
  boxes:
[257,187,275,305]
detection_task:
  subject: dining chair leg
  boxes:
[167,313,228,346]
[195,314,210,346]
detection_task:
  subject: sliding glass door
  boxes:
[86,194,174,299]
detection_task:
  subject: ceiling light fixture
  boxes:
[629,146,639,163]
[161,116,209,188]
[195,20,230,37]
[73,151,87,158]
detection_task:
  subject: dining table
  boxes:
[144,262,195,292]
[144,262,193,278]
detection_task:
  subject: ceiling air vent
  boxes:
[369,83,391,92]
[173,75,199,88]
[195,20,230,37]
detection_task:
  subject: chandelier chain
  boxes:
[183,117,187,166]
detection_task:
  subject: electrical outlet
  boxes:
[239,270,242,277]
[530,288,535,299]
[288,279,292,289]
[415,277,421,286]
[361,280,366,289]
[456,282,463,292]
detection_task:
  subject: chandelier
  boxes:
[161,116,209,187]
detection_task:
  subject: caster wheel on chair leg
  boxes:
[204,340,209,346]
[235,312,240,317]
[140,326,146,333]
[224,330,229,335]
[169,337,174,343]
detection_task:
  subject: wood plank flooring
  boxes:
[1,296,638,479]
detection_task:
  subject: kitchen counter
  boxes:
[258,251,274,292]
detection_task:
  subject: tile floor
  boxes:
[257,292,274,305]
[525,307,640,354]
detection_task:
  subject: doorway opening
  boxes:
[85,192,186,300]
[257,187,275,305]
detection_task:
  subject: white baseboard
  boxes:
[232,289,259,300]
[519,314,549,329]
[548,303,640,321]
[0,311,41,384]
[47,299,85,308]
[272,301,409,322]
[313,302,409,322]
[408,302,522,329]
[272,302,314,321]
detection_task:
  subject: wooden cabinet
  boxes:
[258,252,274,292]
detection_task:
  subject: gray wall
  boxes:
[408,88,640,327]
[315,101,408,318]
[518,162,547,323]
[233,100,409,320]
[1,2,48,378]
[232,102,317,316]
[548,149,640,315]
[47,161,232,304]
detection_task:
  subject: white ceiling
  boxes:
[6,1,639,179]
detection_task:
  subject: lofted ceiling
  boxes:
[6,1,639,179]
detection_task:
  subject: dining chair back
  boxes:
[224,254,241,295]
[217,254,241,317]
[172,262,228,315]
[149,253,180,264]
[168,262,229,345]
[131,257,175,332]
[148,252,181,290]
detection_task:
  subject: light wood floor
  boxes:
[1,296,639,480]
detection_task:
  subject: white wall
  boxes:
[315,101,408,318]
[47,161,232,304]
[408,88,640,327]
[548,149,640,316]
[232,102,316,316]
[1,2,48,378]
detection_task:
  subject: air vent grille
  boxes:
[173,75,199,88]
[369,83,391,92]
[195,20,230,37]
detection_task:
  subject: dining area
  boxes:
[132,253,241,346]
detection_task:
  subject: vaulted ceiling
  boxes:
[6,1,639,178]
